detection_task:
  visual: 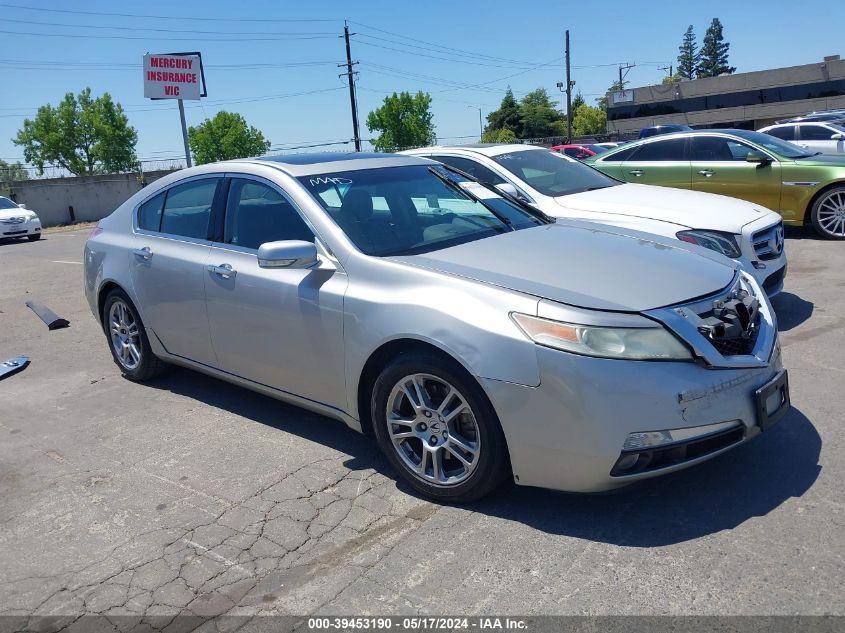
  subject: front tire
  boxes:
[810,185,845,239]
[371,352,509,503]
[102,289,167,381]
[27,233,41,241]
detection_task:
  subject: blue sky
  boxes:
[1,0,843,172]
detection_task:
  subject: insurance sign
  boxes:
[143,53,202,100]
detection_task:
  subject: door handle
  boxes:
[698,170,715,177]
[628,170,643,177]
[132,247,153,260]
[207,263,236,279]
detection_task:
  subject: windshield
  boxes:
[490,149,618,197]
[728,129,817,158]
[0,197,19,210]
[299,164,545,257]
[584,144,609,154]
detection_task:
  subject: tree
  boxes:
[662,72,684,85]
[570,92,586,113]
[677,25,700,80]
[518,88,565,138]
[698,18,735,78]
[366,91,435,152]
[572,104,607,136]
[484,88,522,138]
[481,128,518,143]
[0,159,29,195]
[13,88,138,176]
[187,111,270,165]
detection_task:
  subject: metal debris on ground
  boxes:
[25,300,70,330]
[0,355,29,381]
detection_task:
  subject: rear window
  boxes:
[159,179,218,240]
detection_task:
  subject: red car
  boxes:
[550,144,609,160]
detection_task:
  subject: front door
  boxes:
[690,135,782,210]
[620,136,691,188]
[798,124,845,155]
[130,177,221,367]
[204,176,348,410]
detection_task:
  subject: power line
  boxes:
[1,17,336,36]
[0,2,337,22]
[0,28,337,41]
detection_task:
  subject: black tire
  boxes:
[27,233,41,241]
[810,185,845,240]
[370,352,509,503]
[102,289,168,382]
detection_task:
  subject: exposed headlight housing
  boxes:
[511,313,692,361]
[676,229,741,259]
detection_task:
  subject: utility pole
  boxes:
[659,64,673,78]
[341,21,361,152]
[468,105,482,140]
[565,29,572,143]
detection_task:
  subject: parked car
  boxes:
[402,145,787,295]
[84,153,789,502]
[550,144,608,159]
[586,129,845,239]
[759,121,845,156]
[0,196,41,241]
[775,113,845,125]
[639,124,693,139]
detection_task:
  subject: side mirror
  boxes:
[17,203,26,209]
[831,133,845,141]
[495,182,519,197]
[746,151,771,164]
[257,240,318,269]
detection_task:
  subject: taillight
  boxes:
[88,227,104,240]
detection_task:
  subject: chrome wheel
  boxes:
[385,373,481,486]
[816,190,845,237]
[108,300,141,370]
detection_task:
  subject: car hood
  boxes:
[388,221,736,312]
[792,153,845,167]
[0,209,30,220]
[554,183,770,232]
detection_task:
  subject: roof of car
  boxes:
[402,143,543,157]
[243,151,431,176]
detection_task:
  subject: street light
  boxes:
[467,105,482,140]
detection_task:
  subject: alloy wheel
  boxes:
[816,190,845,237]
[108,300,142,370]
[385,373,481,486]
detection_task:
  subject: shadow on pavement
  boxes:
[147,368,820,547]
[771,291,814,331]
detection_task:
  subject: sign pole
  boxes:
[177,99,192,168]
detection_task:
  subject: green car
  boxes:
[585,129,845,239]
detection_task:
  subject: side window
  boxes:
[160,179,217,240]
[691,137,740,162]
[766,126,795,141]
[431,155,507,185]
[137,191,165,231]
[224,179,313,250]
[800,125,835,141]
[563,147,583,158]
[630,138,687,161]
[603,145,637,162]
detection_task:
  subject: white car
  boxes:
[0,196,41,241]
[401,144,788,295]
[759,121,845,156]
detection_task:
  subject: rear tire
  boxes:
[27,233,41,241]
[370,352,509,503]
[102,289,168,382]
[810,185,845,239]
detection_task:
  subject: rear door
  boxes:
[130,176,222,366]
[619,136,691,188]
[690,135,782,210]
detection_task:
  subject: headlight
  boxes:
[676,229,741,258]
[511,313,692,360]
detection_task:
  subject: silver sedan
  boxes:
[84,153,789,502]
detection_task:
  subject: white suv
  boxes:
[759,122,845,156]
[401,144,788,296]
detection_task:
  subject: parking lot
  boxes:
[0,227,843,621]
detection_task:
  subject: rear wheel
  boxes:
[102,289,167,381]
[371,352,509,503]
[810,186,845,239]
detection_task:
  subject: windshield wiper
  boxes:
[427,166,515,229]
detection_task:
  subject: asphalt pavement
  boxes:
[0,227,842,623]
